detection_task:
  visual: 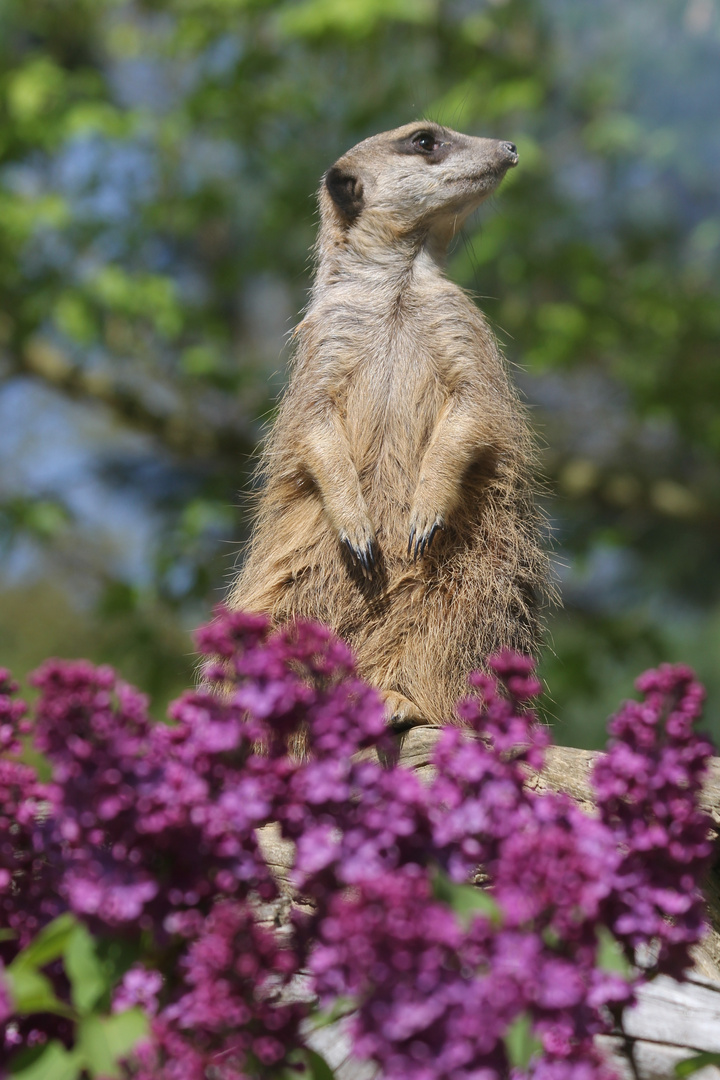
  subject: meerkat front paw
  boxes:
[338,519,377,578]
[407,507,445,562]
[382,690,425,732]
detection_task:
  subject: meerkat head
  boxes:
[320,121,518,256]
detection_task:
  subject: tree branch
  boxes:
[10,336,256,464]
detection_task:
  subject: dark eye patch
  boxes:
[393,127,452,163]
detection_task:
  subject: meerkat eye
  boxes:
[411,130,440,154]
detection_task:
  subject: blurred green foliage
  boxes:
[0,0,719,745]
[5,914,148,1079]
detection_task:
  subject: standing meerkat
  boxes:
[229,121,551,728]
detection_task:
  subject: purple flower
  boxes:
[593,664,714,975]
[0,610,714,1080]
[113,967,164,1016]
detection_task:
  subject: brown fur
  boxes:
[228,122,552,727]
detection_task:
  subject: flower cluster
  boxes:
[0,670,61,951]
[129,902,307,1080]
[0,611,714,1080]
[307,656,630,1080]
[593,664,714,976]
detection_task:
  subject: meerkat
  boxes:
[228,121,551,728]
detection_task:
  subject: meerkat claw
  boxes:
[409,519,444,562]
[343,535,376,579]
[426,521,441,551]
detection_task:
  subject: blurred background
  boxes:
[1,0,718,747]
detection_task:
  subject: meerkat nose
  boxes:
[501,141,518,163]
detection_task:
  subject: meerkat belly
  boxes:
[343,347,446,542]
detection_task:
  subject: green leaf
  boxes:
[0,928,17,942]
[6,58,66,122]
[504,1012,542,1070]
[10,1040,82,1080]
[53,294,97,345]
[64,924,109,1014]
[309,995,356,1029]
[584,112,644,155]
[304,1048,336,1080]
[596,927,635,979]
[102,1008,149,1059]
[8,914,77,972]
[277,0,436,38]
[63,102,132,139]
[93,938,143,990]
[541,926,561,949]
[6,967,75,1019]
[675,1052,720,1077]
[76,1009,149,1079]
[181,344,222,377]
[24,500,71,540]
[286,1048,337,1080]
[431,869,502,928]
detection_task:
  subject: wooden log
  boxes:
[622,975,720,1051]
[395,727,720,828]
[598,1035,720,1080]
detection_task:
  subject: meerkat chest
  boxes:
[322,282,471,390]
[341,311,458,456]
[295,279,486,482]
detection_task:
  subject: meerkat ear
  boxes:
[325,167,364,222]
